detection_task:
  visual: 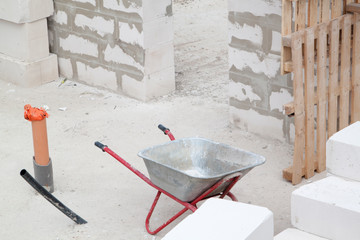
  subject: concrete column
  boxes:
[227,0,294,142]
[0,0,59,87]
[49,0,174,101]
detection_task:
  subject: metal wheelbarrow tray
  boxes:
[95,125,265,235]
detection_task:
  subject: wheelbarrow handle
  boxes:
[158,124,169,133]
[158,124,175,141]
[95,141,107,151]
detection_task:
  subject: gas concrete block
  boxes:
[0,53,58,87]
[274,228,329,240]
[0,0,54,23]
[76,62,118,91]
[60,34,98,58]
[230,107,284,141]
[103,0,172,22]
[122,66,175,101]
[292,176,360,240]
[119,16,173,49]
[228,47,280,79]
[144,43,174,75]
[0,19,49,61]
[227,0,281,16]
[162,198,273,240]
[326,121,360,181]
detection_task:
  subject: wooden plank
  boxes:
[295,0,307,31]
[291,31,305,185]
[320,0,330,23]
[351,13,360,123]
[308,0,318,27]
[316,25,327,172]
[284,102,295,116]
[339,15,352,130]
[347,3,360,14]
[281,0,293,75]
[332,0,343,18]
[304,28,315,179]
[328,18,340,138]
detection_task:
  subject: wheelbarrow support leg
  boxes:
[146,191,197,235]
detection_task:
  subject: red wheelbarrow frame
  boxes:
[95,125,242,235]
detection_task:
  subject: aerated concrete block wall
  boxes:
[228,0,294,142]
[48,0,175,101]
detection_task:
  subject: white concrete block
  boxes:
[229,81,261,102]
[73,0,96,6]
[144,42,174,74]
[103,44,143,71]
[60,34,98,57]
[58,57,73,79]
[326,122,360,181]
[228,21,263,46]
[103,0,141,15]
[274,228,329,240]
[122,66,175,101]
[0,0,54,23]
[271,31,282,53]
[230,107,284,141]
[0,19,49,61]
[142,0,172,22]
[119,16,173,49]
[143,16,173,49]
[51,10,68,26]
[119,22,143,46]
[103,0,171,22]
[75,14,114,37]
[292,176,360,240]
[227,0,281,16]
[0,53,58,87]
[229,47,280,79]
[163,198,273,240]
[269,88,293,112]
[76,62,118,91]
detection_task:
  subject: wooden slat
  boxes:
[291,31,306,185]
[316,25,327,172]
[304,28,315,179]
[295,0,307,31]
[308,0,318,27]
[284,102,295,116]
[333,0,343,19]
[320,0,331,23]
[347,3,360,14]
[339,15,352,130]
[351,13,360,123]
[328,18,340,138]
[281,0,293,75]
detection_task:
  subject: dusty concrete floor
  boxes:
[0,0,326,239]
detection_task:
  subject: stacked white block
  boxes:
[0,0,58,86]
[0,0,54,24]
[274,228,329,240]
[291,176,360,240]
[326,121,360,181]
[162,198,273,240]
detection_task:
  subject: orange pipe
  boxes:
[24,104,50,166]
[31,119,50,166]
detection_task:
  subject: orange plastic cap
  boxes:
[24,104,49,121]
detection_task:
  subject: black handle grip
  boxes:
[95,141,107,151]
[158,124,169,134]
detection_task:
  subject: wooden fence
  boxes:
[281,3,360,184]
[281,0,359,74]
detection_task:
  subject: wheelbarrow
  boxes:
[95,125,265,235]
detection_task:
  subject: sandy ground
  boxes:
[0,0,326,239]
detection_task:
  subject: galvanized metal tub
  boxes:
[138,138,265,202]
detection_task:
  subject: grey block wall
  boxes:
[228,0,294,142]
[48,0,175,101]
